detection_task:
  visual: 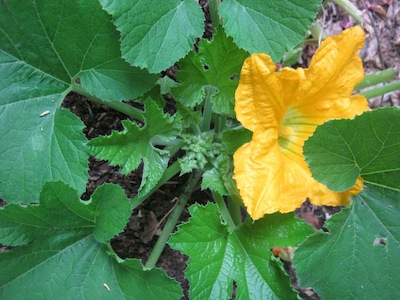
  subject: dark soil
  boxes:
[62,1,399,299]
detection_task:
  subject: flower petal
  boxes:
[234,27,369,220]
[235,53,300,133]
[297,26,366,107]
[234,139,311,219]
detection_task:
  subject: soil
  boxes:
[4,0,398,299]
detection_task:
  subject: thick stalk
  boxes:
[201,87,214,132]
[309,22,326,44]
[359,80,400,99]
[214,114,226,134]
[355,69,397,90]
[144,171,203,269]
[72,82,145,122]
[332,0,363,24]
[209,0,221,27]
[131,161,181,210]
[212,192,236,230]
[227,197,243,226]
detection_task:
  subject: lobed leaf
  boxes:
[201,168,229,196]
[99,0,204,73]
[296,107,400,298]
[0,0,157,203]
[169,203,313,300]
[88,99,181,196]
[0,182,181,299]
[172,26,249,115]
[219,0,320,62]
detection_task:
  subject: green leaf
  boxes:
[201,168,228,196]
[0,107,88,204]
[99,0,204,73]
[136,76,179,107]
[219,0,320,62]
[88,99,181,196]
[0,182,182,299]
[304,107,400,192]
[169,203,313,299]
[294,187,400,299]
[295,107,400,299]
[173,27,249,115]
[222,127,253,154]
[0,0,157,203]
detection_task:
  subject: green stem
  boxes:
[212,192,236,230]
[227,197,242,226]
[209,0,221,27]
[164,140,185,157]
[131,161,181,210]
[332,0,363,24]
[190,122,202,136]
[359,80,400,99]
[72,82,145,122]
[214,115,226,134]
[355,69,397,90]
[309,22,326,42]
[201,87,215,132]
[144,171,203,269]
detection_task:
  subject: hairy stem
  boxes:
[209,0,221,27]
[214,114,227,134]
[332,0,363,24]
[227,196,243,226]
[131,161,181,210]
[355,69,397,90]
[213,192,236,231]
[72,82,145,122]
[201,87,215,132]
[359,80,400,99]
[144,171,202,269]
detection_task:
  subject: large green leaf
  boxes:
[0,182,182,299]
[88,99,181,196]
[169,203,313,300]
[295,107,400,299]
[172,27,249,115]
[304,107,400,192]
[219,0,321,62]
[99,0,204,73]
[0,0,157,203]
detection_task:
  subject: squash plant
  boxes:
[0,0,399,299]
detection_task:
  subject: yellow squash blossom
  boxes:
[233,26,369,220]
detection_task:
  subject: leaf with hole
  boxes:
[294,107,400,299]
[172,26,249,115]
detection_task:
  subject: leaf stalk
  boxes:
[144,170,203,269]
[72,82,145,122]
[355,69,397,90]
[212,191,236,230]
[209,0,221,27]
[359,80,400,99]
[131,161,182,210]
[200,87,215,132]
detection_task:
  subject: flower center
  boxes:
[279,125,294,138]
